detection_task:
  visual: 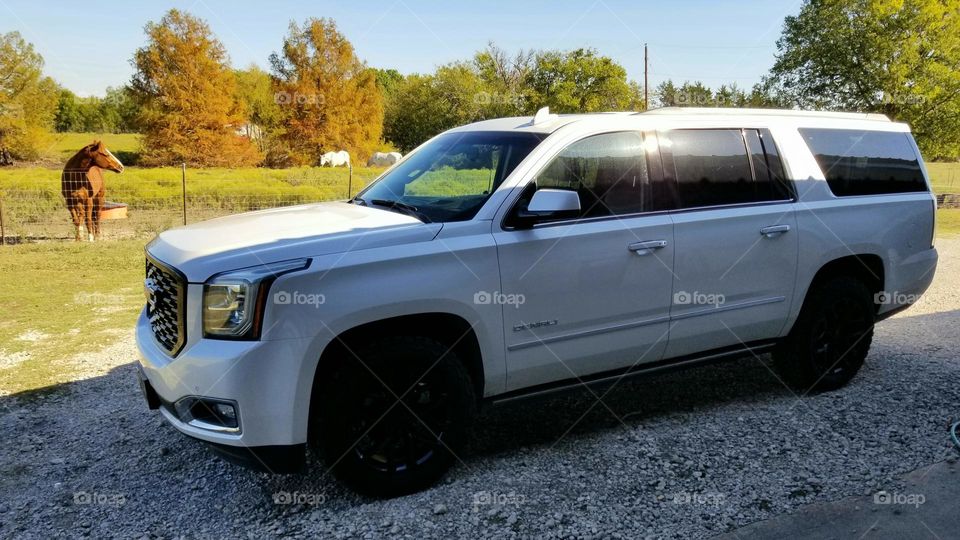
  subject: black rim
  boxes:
[809,296,870,378]
[346,368,451,474]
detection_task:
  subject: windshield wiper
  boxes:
[369,199,431,223]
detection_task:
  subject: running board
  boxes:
[487,339,779,406]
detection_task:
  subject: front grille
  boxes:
[145,256,186,356]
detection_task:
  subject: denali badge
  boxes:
[513,320,558,332]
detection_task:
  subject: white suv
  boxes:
[136,107,938,496]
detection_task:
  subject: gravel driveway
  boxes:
[2,239,958,539]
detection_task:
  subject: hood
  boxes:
[146,201,442,282]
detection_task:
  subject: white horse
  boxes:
[367,151,402,167]
[320,150,350,167]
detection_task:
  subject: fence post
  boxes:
[181,163,187,226]
[347,164,353,199]
[0,197,5,246]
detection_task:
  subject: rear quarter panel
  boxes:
[774,125,937,333]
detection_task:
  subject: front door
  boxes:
[493,131,678,391]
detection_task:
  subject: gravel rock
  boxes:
[1,239,958,538]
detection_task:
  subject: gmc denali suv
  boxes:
[136,107,938,496]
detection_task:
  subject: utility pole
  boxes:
[644,43,649,111]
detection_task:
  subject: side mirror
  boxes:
[513,189,581,229]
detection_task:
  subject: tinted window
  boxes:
[533,131,669,218]
[744,129,792,201]
[799,128,927,196]
[668,129,756,208]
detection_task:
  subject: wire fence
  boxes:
[0,164,384,244]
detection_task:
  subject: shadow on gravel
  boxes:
[1,308,958,537]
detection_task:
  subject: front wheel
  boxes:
[315,336,476,497]
[774,277,875,392]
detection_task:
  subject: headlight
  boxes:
[202,259,309,339]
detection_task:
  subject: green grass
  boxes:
[936,208,960,237]
[46,132,143,164]
[0,240,145,394]
[927,162,960,194]
[0,165,386,239]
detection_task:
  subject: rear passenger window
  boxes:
[668,129,762,208]
[534,131,671,217]
[799,129,927,196]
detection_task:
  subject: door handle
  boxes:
[628,240,668,255]
[760,224,790,238]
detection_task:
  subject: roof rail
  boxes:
[639,107,891,122]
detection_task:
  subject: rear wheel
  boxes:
[315,336,475,497]
[774,277,875,392]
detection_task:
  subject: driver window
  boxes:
[533,131,652,218]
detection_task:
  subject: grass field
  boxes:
[45,132,143,164]
[927,162,960,193]
[0,165,386,239]
[0,240,145,395]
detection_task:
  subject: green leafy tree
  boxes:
[54,88,84,132]
[655,79,786,109]
[384,64,488,153]
[101,86,140,133]
[766,0,960,158]
[269,18,384,166]
[0,31,58,159]
[131,9,260,166]
[528,48,642,112]
[472,43,534,116]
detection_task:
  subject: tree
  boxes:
[55,88,84,132]
[235,65,282,130]
[269,18,383,166]
[373,68,405,98]
[528,48,642,113]
[130,9,259,166]
[0,31,58,159]
[473,42,534,116]
[384,65,489,153]
[654,79,787,109]
[766,0,960,158]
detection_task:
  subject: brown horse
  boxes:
[61,141,124,241]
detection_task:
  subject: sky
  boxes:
[0,0,802,97]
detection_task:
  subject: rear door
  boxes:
[661,128,799,358]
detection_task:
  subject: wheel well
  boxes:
[311,313,484,412]
[808,254,885,311]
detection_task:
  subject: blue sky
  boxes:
[0,0,801,97]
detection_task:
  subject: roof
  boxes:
[447,107,904,136]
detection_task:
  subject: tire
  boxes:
[774,276,875,392]
[315,335,476,497]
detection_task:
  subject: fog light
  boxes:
[213,403,237,425]
[173,397,240,432]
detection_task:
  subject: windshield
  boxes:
[356,131,546,222]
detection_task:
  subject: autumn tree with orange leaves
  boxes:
[131,9,260,167]
[269,18,383,166]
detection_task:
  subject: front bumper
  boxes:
[135,308,319,450]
